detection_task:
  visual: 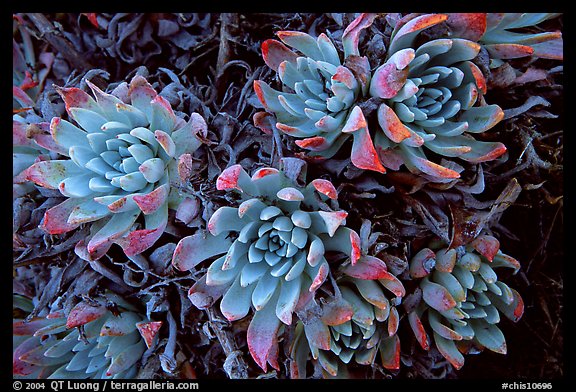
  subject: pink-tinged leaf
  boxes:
[321,227,361,265]
[379,274,406,298]
[401,146,461,179]
[24,160,83,189]
[151,95,177,131]
[531,37,563,60]
[188,275,229,309]
[435,248,457,273]
[509,288,524,322]
[33,134,68,156]
[13,85,35,108]
[13,337,40,376]
[55,85,99,116]
[66,302,107,329]
[13,120,34,147]
[446,13,487,41]
[320,296,354,326]
[117,209,167,256]
[276,31,322,60]
[277,187,305,201]
[262,39,299,71]
[317,211,348,237]
[342,255,390,280]
[343,106,386,173]
[136,321,163,349]
[311,179,338,199]
[154,130,176,157]
[13,318,55,336]
[309,262,329,292]
[351,129,386,172]
[421,278,457,311]
[247,293,282,372]
[390,14,449,54]
[388,306,400,336]
[252,111,275,135]
[461,141,507,163]
[350,230,362,265]
[253,80,280,112]
[377,103,412,143]
[86,211,140,260]
[252,167,279,180]
[332,66,357,89]
[172,231,231,272]
[434,332,465,369]
[216,164,244,190]
[409,248,436,278]
[40,197,87,234]
[177,153,194,183]
[342,13,378,57]
[492,251,521,273]
[380,334,401,370]
[20,71,39,90]
[485,43,534,59]
[295,136,330,151]
[175,196,200,225]
[369,60,410,100]
[133,184,169,215]
[471,234,500,262]
[408,311,430,350]
[461,61,487,95]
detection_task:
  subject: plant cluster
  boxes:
[13,12,563,379]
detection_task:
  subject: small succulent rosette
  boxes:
[172,163,364,371]
[478,13,563,66]
[290,255,406,378]
[253,14,386,173]
[22,75,206,260]
[367,13,507,182]
[13,294,162,379]
[406,234,524,369]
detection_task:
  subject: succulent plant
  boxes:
[290,257,406,377]
[22,74,206,260]
[253,14,385,173]
[254,13,508,182]
[479,13,563,66]
[172,162,364,371]
[367,13,507,182]
[13,294,161,379]
[406,234,524,369]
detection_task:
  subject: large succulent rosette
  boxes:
[22,75,205,260]
[13,295,161,379]
[368,13,507,181]
[172,163,364,371]
[406,234,524,369]
[253,15,386,173]
[290,257,406,377]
